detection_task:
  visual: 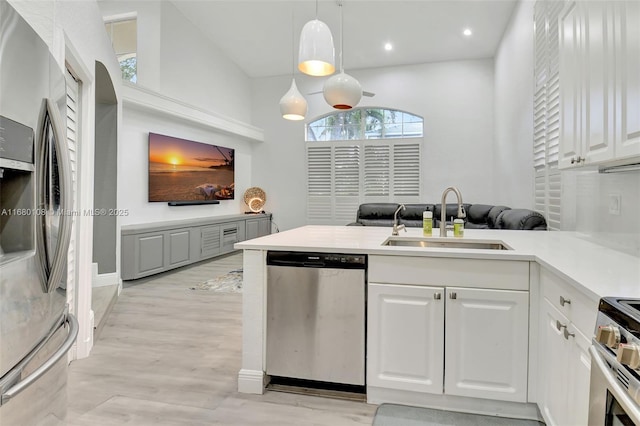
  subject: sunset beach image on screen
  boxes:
[148,132,235,202]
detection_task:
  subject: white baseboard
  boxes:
[93,272,119,288]
[237,369,266,394]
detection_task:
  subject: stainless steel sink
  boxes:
[382,237,512,250]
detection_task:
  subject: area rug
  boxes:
[373,404,544,426]
[190,269,243,293]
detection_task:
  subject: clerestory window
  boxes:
[104,17,137,83]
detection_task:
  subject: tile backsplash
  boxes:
[562,168,640,257]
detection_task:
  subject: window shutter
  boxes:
[363,144,390,197]
[306,145,332,224]
[65,68,79,312]
[533,0,563,230]
[392,142,420,199]
[333,145,361,224]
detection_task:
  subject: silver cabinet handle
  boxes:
[556,320,567,331]
[560,296,571,306]
[434,293,441,300]
[449,292,457,300]
[564,328,575,340]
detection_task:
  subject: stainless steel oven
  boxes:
[589,298,640,425]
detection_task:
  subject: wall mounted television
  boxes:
[148,132,234,204]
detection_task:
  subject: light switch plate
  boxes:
[609,194,621,215]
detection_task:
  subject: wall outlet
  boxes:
[608,194,621,215]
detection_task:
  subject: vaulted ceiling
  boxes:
[170,0,520,78]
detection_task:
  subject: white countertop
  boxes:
[235,225,640,302]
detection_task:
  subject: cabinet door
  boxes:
[246,219,259,240]
[444,287,529,403]
[167,229,191,267]
[582,1,615,164]
[200,225,221,258]
[559,1,583,169]
[367,283,444,395]
[258,217,271,237]
[220,222,240,253]
[539,299,571,426]
[616,0,640,158]
[566,326,592,426]
[135,232,165,276]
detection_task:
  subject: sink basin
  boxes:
[382,237,512,250]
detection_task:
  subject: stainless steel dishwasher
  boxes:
[266,251,366,387]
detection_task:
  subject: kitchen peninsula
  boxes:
[235,226,640,422]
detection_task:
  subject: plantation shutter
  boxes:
[65,68,79,311]
[334,144,361,224]
[306,139,423,224]
[392,142,420,199]
[363,144,390,198]
[306,145,332,224]
[534,0,563,230]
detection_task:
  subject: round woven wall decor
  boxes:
[243,187,266,212]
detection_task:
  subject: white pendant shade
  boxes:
[323,71,362,110]
[279,79,307,120]
[298,19,335,77]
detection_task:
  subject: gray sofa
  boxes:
[349,203,547,230]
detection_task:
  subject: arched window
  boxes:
[306,108,423,141]
[305,108,424,225]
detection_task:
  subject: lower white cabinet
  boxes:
[538,298,591,426]
[368,283,529,403]
[445,287,529,402]
[367,283,444,394]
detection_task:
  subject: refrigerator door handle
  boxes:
[0,312,78,406]
[36,98,73,293]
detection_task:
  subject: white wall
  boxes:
[118,107,253,226]
[493,0,535,208]
[98,0,252,124]
[252,59,497,230]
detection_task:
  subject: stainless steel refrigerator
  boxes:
[0,2,78,425]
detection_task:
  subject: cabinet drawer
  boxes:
[540,268,597,336]
[369,255,529,290]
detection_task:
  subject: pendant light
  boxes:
[280,9,307,121]
[298,0,335,77]
[323,1,362,110]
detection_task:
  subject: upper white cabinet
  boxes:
[558,1,640,169]
[616,0,640,159]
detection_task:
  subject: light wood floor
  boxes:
[67,251,377,425]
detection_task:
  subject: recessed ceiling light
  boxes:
[463,28,472,36]
[384,42,393,51]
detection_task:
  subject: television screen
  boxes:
[148,132,234,202]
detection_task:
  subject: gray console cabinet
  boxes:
[121,213,271,280]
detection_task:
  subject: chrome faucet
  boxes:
[392,204,406,236]
[440,187,466,237]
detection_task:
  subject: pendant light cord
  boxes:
[291,8,295,77]
[338,0,344,72]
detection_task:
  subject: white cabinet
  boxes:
[445,287,529,403]
[559,1,616,169]
[537,268,596,426]
[615,0,640,159]
[539,299,591,426]
[367,283,444,395]
[368,282,529,403]
[559,0,640,169]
